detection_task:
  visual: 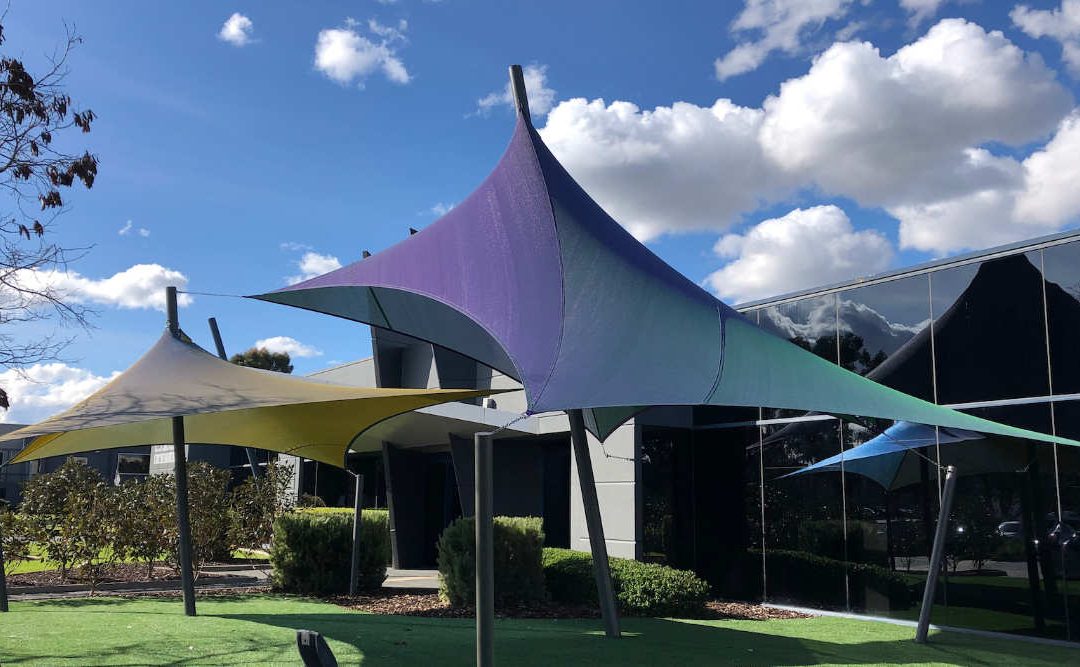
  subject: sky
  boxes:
[3,0,1080,423]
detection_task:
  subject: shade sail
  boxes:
[1,331,497,467]
[252,101,1079,450]
[781,421,1072,489]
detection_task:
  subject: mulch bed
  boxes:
[329,590,813,621]
[7,563,240,588]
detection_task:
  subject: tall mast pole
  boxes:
[167,286,197,616]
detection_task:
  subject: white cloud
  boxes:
[477,64,557,119]
[253,336,322,358]
[759,19,1070,205]
[279,241,311,252]
[1012,1,1080,74]
[7,264,192,312]
[118,220,150,238]
[314,19,411,87]
[286,251,342,285]
[0,363,120,424]
[893,111,1080,252]
[541,98,791,241]
[540,18,1074,251]
[706,205,894,304]
[715,0,854,80]
[901,0,948,26]
[430,202,455,216]
[218,13,255,47]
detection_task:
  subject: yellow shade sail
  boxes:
[2,331,500,467]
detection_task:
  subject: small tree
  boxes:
[1,505,31,576]
[182,461,232,574]
[19,458,112,582]
[113,475,175,579]
[229,459,294,551]
[229,347,293,374]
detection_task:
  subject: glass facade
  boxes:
[660,234,1080,641]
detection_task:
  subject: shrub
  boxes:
[297,493,326,508]
[183,462,232,573]
[229,460,295,551]
[113,475,176,579]
[437,516,546,607]
[0,507,31,576]
[543,547,709,617]
[19,459,117,586]
[270,509,390,594]
[758,549,914,610]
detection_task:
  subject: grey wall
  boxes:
[569,420,639,559]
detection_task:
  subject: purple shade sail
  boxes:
[252,103,1080,451]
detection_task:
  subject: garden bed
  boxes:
[329,590,812,621]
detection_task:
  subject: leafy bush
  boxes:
[758,549,914,610]
[183,462,232,573]
[0,507,31,576]
[543,547,709,617]
[113,475,175,578]
[19,459,117,587]
[229,460,294,551]
[270,509,390,594]
[297,493,326,508]
[437,516,546,607]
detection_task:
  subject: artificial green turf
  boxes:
[1,595,1077,666]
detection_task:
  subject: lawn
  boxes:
[1,595,1078,666]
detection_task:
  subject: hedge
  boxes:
[543,548,709,617]
[756,549,914,610]
[437,516,546,607]
[270,509,390,594]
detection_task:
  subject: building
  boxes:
[303,229,1080,642]
[6,228,1080,641]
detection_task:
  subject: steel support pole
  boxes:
[475,432,494,667]
[567,409,621,639]
[349,473,365,597]
[208,317,261,479]
[167,286,197,617]
[0,513,8,612]
[915,464,957,643]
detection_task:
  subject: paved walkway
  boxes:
[8,565,439,601]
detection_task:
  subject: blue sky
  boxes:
[3,0,1080,422]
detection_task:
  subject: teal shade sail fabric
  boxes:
[252,102,1080,450]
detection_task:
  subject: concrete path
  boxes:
[384,568,439,590]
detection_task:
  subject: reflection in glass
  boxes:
[930,254,1050,404]
[840,275,934,401]
[1038,242,1080,397]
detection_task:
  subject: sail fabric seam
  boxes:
[519,121,567,415]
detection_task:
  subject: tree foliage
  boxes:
[1,504,31,575]
[229,459,294,550]
[113,475,175,579]
[229,347,293,374]
[181,461,232,574]
[0,18,99,408]
[19,458,115,589]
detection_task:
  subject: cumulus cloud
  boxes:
[314,18,411,87]
[0,363,120,424]
[758,19,1070,206]
[541,98,791,241]
[715,0,854,80]
[7,264,192,312]
[286,251,342,285]
[253,336,322,358]
[118,220,150,238]
[893,111,1080,252]
[541,18,1075,252]
[477,64,557,118]
[1012,1,1080,75]
[706,206,894,304]
[218,13,255,47]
